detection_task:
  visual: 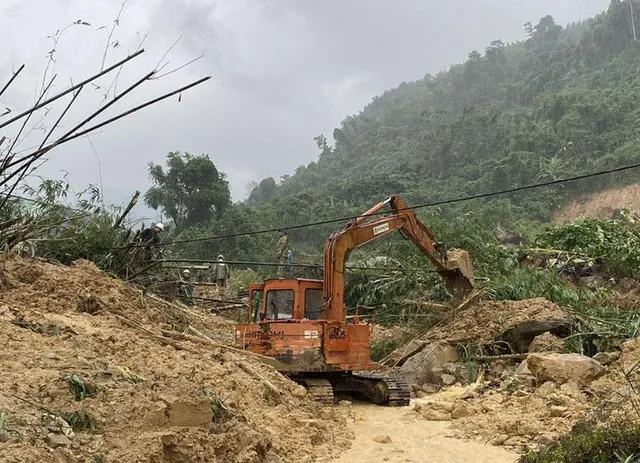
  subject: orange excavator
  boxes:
[235,195,474,406]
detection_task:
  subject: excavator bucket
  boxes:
[440,249,475,295]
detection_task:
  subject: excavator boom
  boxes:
[322,195,474,321]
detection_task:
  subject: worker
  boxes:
[139,223,164,262]
[286,249,293,273]
[178,269,195,305]
[276,229,288,276]
[211,255,231,295]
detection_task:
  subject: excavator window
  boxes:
[304,289,323,320]
[265,290,294,320]
[250,290,263,323]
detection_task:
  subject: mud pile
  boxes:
[0,256,350,463]
[425,298,568,345]
[413,378,591,451]
[386,296,607,452]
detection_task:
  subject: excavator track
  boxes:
[297,378,335,405]
[332,373,410,407]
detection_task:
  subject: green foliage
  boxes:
[64,374,97,401]
[485,268,609,307]
[145,151,231,229]
[536,216,640,278]
[519,420,640,463]
[203,388,233,424]
[236,3,640,257]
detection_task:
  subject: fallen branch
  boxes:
[114,314,196,352]
[237,361,283,396]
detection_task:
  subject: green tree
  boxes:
[144,151,231,229]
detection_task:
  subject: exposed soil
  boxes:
[330,403,518,463]
[554,182,640,223]
[0,256,350,463]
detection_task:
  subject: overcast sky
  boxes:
[0,0,609,218]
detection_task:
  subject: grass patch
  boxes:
[519,420,640,463]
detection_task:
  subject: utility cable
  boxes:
[144,161,640,247]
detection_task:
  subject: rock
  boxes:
[489,360,506,376]
[489,434,509,446]
[593,351,621,366]
[442,363,458,375]
[528,353,605,386]
[499,318,572,353]
[0,431,19,444]
[441,374,456,386]
[373,435,393,444]
[338,400,352,407]
[451,402,478,420]
[421,384,440,394]
[416,390,429,399]
[515,359,531,375]
[42,351,60,360]
[399,344,459,385]
[46,433,71,448]
[415,401,453,421]
[536,432,559,446]
[528,332,565,353]
[549,405,568,417]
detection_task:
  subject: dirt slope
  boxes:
[0,256,350,463]
[554,183,640,223]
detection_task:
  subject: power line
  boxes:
[158,258,421,272]
[147,161,640,247]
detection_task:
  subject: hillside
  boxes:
[554,182,640,222]
[236,1,640,254]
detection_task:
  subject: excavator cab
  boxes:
[246,279,325,323]
[237,278,376,373]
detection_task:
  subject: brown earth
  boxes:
[419,298,566,346]
[0,256,350,463]
[330,403,518,463]
[554,182,640,223]
[414,380,591,452]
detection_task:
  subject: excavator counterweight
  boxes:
[235,195,474,406]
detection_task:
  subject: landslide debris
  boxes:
[380,295,636,453]
[0,256,350,463]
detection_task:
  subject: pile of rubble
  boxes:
[0,256,350,463]
[382,296,636,452]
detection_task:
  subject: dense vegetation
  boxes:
[238,1,640,254]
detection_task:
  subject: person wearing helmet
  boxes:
[178,268,195,305]
[211,255,231,296]
[139,223,164,262]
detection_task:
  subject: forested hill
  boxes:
[247,1,640,233]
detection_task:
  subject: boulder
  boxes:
[451,402,479,420]
[528,332,565,353]
[441,374,457,386]
[373,435,393,444]
[499,319,572,353]
[399,344,459,385]
[593,351,621,366]
[46,433,71,449]
[549,405,568,417]
[515,359,531,375]
[528,353,605,386]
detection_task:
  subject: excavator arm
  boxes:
[322,195,474,322]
